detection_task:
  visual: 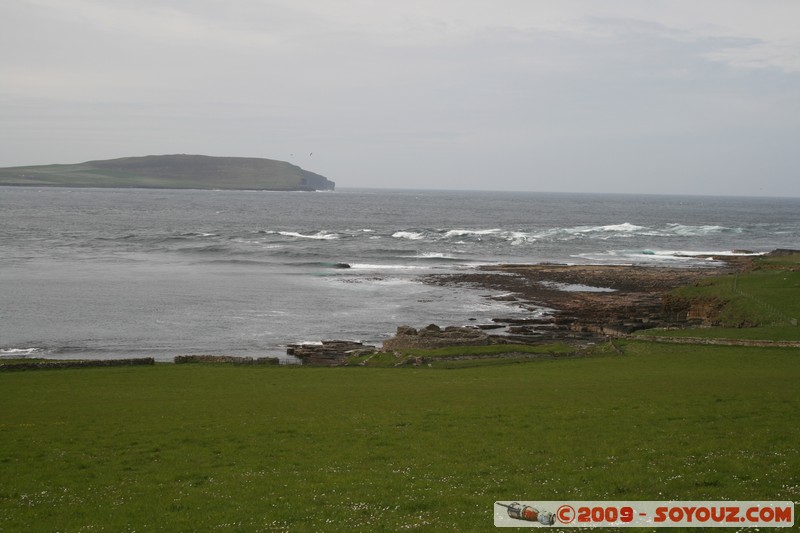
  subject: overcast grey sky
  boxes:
[2,1,799,196]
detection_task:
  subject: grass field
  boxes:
[2,342,799,531]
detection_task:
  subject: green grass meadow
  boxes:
[2,343,799,531]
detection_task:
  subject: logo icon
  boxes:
[556,504,576,524]
[496,502,556,525]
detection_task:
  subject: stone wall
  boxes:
[173,355,280,365]
[0,358,155,372]
[633,335,800,348]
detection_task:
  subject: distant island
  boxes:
[0,154,335,191]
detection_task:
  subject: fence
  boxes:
[732,273,797,327]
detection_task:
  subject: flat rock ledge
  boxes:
[287,340,376,366]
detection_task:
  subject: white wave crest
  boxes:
[440,228,537,245]
[442,229,502,238]
[278,231,339,240]
[666,224,738,236]
[504,231,534,245]
[349,263,428,270]
[559,223,646,236]
[667,250,763,257]
[573,249,758,265]
[415,252,457,259]
[181,232,218,237]
[1,347,43,356]
[599,223,645,232]
[392,231,425,240]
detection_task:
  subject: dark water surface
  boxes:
[2,187,798,360]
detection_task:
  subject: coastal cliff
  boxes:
[0,154,335,191]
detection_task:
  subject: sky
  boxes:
[1,1,799,196]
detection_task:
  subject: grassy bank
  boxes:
[644,253,800,340]
[2,343,798,531]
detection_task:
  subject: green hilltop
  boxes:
[0,154,335,191]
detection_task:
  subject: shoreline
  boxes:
[3,254,784,365]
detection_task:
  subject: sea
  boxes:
[1,187,798,362]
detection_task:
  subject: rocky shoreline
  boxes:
[420,256,756,343]
[283,257,760,364]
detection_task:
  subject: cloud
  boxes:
[2,0,799,195]
[21,0,281,47]
[703,39,800,73]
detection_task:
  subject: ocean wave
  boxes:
[229,238,283,248]
[255,230,341,240]
[177,244,232,254]
[666,223,741,236]
[392,231,426,240]
[349,263,429,270]
[159,232,220,243]
[243,222,749,250]
[199,259,276,267]
[571,249,756,265]
[387,225,659,246]
[538,223,646,236]
[531,222,743,241]
[88,221,758,266]
[504,231,533,245]
[665,250,763,257]
[415,252,459,260]
[442,228,502,238]
[99,231,224,246]
[277,231,339,240]
[554,223,645,238]
[1,347,43,356]
[180,232,218,238]
[286,261,354,269]
[599,223,645,232]
[442,228,538,246]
